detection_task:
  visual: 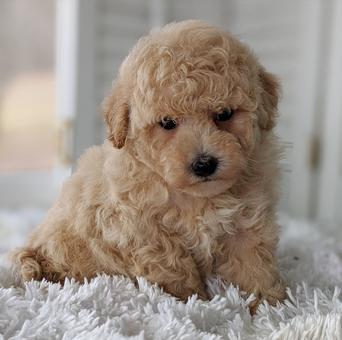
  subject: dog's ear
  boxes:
[103,83,130,149]
[258,67,281,131]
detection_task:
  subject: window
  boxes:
[0,1,56,172]
[0,1,68,209]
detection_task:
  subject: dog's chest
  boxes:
[160,200,237,271]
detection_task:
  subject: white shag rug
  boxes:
[0,211,341,339]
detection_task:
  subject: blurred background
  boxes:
[0,0,342,252]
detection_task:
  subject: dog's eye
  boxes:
[159,117,177,130]
[214,108,234,122]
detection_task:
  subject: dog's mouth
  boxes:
[188,174,218,186]
[180,177,233,197]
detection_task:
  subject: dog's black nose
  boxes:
[191,154,218,177]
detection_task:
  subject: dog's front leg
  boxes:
[130,233,208,301]
[214,225,286,313]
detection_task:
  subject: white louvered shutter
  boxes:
[316,0,342,224]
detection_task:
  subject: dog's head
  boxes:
[103,20,280,197]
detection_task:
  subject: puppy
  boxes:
[12,20,286,312]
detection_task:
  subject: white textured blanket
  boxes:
[0,215,341,339]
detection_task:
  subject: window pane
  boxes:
[0,0,56,172]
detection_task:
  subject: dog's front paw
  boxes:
[248,280,287,315]
[179,287,209,302]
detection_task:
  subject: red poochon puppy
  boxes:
[13,20,286,313]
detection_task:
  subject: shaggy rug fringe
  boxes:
[0,271,341,340]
